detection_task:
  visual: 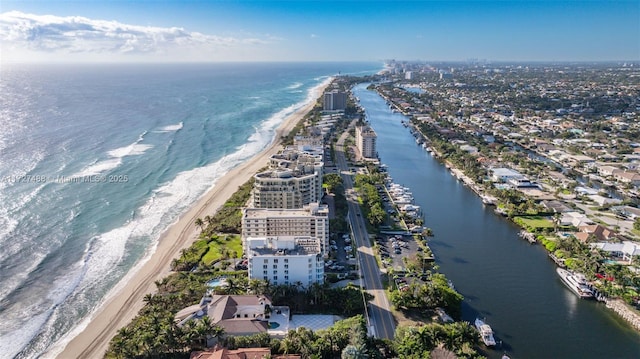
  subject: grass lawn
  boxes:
[201,235,243,265]
[515,216,555,230]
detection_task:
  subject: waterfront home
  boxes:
[175,295,290,341]
[590,241,640,265]
[574,224,618,243]
[490,167,525,183]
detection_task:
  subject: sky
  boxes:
[1,0,638,63]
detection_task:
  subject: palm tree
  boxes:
[248,279,263,295]
[341,344,369,359]
[142,293,157,306]
[195,218,204,231]
[224,277,244,295]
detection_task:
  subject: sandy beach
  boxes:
[56,83,328,359]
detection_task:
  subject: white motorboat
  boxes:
[474,317,497,347]
[557,268,594,299]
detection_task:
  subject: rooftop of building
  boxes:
[247,236,321,256]
[243,203,328,218]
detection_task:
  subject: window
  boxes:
[284,264,289,269]
[284,259,288,263]
[263,265,268,269]
[274,259,278,263]
[273,264,278,269]
[263,270,268,275]
[285,275,289,280]
[264,259,268,264]
[273,276,278,281]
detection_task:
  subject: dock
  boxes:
[518,230,537,244]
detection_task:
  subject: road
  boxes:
[334,126,396,340]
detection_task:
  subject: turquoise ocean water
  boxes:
[0,62,382,358]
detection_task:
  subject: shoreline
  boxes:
[55,80,330,359]
[407,120,640,334]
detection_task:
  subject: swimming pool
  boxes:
[206,277,228,287]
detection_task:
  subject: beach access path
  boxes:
[55,83,329,359]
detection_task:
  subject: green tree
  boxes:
[195,218,204,231]
[324,173,344,193]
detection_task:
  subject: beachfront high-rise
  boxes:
[323,90,347,111]
[355,125,377,159]
[242,203,329,254]
[246,236,324,287]
[252,148,324,209]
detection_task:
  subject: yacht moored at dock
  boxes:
[474,317,497,347]
[556,268,594,299]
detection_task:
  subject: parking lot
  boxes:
[374,233,424,272]
[325,232,357,279]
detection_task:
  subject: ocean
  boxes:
[0,62,382,359]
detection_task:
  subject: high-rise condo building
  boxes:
[252,148,324,209]
[246,236,324,287]
[242,203,329,254]
[355,125,377,159]
[323,90,347,111]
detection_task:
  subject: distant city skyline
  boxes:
[1,0,638,63]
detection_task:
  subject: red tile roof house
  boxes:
[190,346,301,359]
[574,224,617,243]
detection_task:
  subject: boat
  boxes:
[474,317,497,347]
[556,268,594,299]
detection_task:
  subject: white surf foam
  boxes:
[44,75,335,358]
[155,121,183,133]
[44,138,263,358]
[73,132,152,178]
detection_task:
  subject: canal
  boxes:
[353,84,640,358]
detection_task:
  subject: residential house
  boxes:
[613,171,640,186]
[190,347,301,359]
[490,168,525,183]
[541,200,573,213]
[596,165,619,178]
[559,212,594,227]
[587,194,623,207]
[574,224,617,243]
[175,295,290,340]
[590,241,640,264]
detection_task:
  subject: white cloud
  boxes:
[310,34,318,39]
[0,11,275,62]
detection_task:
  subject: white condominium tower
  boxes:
[246,236,324,287]
[242,203,329,254]
[355,125,377,159]
[251,148,324,209]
